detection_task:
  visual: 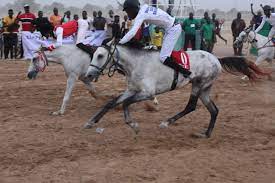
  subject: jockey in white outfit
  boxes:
[255,5,275,41]
[119,0,191,77]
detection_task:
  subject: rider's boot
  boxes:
[163,57,191,78]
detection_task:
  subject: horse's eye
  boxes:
[98,54,104,59]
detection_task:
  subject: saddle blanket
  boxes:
[171,50,190,70]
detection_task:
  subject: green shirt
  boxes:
[183,18,198,35]
[202,23,215,41]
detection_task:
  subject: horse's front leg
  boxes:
[51,74,77,116]
[122,93,154,133]
[84,91,135,129]
[81,79,97,98]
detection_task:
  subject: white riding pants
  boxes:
[160,24,182,62]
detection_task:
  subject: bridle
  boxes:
[33,49,49,72]
[89,42,125,77]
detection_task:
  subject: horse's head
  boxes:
[27,49,48,80]
[234,27,256,48]
[86,40,120,81]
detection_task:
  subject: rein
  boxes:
[90,42,124,77]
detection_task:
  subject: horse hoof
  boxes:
[191,132,209,139]
[130,122,139,134]
[83,123,94,129]
[159,121,169,129]
[51,111,63,116]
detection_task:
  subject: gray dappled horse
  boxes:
[84,42,263,138]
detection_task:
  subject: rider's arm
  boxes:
[255,16,266,33]
[119,15,144,44]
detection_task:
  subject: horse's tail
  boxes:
[218,57,270,81]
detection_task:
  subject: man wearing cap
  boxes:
[255,5,275,42]
[120,0,191,77]
[18,4,36,58]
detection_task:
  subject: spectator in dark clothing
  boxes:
[73,14,79,21]
[32,11,53,38]
[212,13,227,45]
[250,3,263,29]
[183,12,199,51]
[112,15,121,41]
[231,12,246,56]
[93,11,106,31]
[121,15,130,37]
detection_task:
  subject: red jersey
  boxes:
[18,13,36,31]
[55,20,78,38]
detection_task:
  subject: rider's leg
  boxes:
[268,27,275,44]
[47,27,63,51]
[160,24,191,77]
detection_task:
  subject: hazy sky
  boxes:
[0,0,274,11]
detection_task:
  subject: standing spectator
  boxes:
[90,11,97,31]
[18,4,36,32]
[32,11,53,38]
[183,12,199,51]
[121,15,131,37]
[50,7,62,27]
[201,17,215,53]
[231,12,246,56]
[151,26,163,49]
[73,14,79,21]
[76,11,92,44]
[250,3,262,29]
[106,10,114,39]
[143,22,150,46]
[3,9,19,59]
[61,11,71,24]
[93,11,106,31]
[200,12,209,26]
[212,13,227,45]
[18,4,36,58]
[112,15,121,41]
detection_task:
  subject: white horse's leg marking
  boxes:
[52,73,77,116]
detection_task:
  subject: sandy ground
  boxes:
[0,45,275,183]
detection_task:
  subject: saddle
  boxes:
[171,50,191,70]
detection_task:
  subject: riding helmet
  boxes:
[123,0,140,11]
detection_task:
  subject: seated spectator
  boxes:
[50,7,62,27]
[151,26,163,49]
[32,11,53,38]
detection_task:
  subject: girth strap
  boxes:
[171,71,179,91]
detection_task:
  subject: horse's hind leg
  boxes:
[51,73,77,116]
[197,85,219,138]
[160,85,200,128]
